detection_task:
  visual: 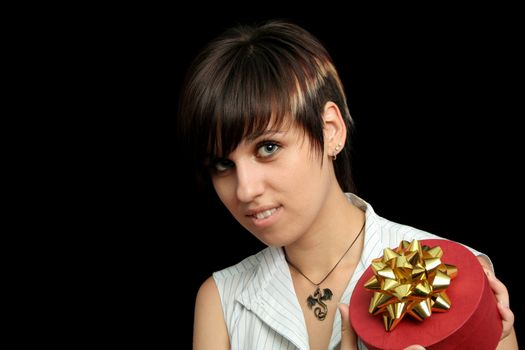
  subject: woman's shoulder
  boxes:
[376,215,443,244]
[374,215,491,268]
[348,193,444,244]
[362,202,443,248]
[194,276,230,348]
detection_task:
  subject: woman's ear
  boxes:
[322,101,347,159]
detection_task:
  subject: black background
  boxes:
[84,5,522,348]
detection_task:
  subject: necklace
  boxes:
[285,220,366,321]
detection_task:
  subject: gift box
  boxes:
[349,239,502,350]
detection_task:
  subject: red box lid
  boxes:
[349,239,502,350]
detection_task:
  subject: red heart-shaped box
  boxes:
[349,239,502,350]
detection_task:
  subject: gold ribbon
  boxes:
[364,239,457,331]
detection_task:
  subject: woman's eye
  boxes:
[257,143,280,158]
[213,159,234,172]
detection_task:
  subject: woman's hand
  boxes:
[338,304,357,350]
[477,257,518,349]
[486,272,514,340]
[484,270,518,349]
[338,304,425,350]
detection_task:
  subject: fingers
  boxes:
[486,272,509,307]
[337,304,425,350]
[338,304,357,350]
[486,273,515,340]
[497,302,515,340]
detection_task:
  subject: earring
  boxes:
[332,143,342,161]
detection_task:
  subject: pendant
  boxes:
[306,286,333,321]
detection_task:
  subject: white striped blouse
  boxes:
[212,194,485,350]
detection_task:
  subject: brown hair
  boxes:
[178,20,355,191]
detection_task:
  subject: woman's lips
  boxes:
[247,206,282,227]
[253,207,278,219]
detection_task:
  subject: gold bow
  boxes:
[364,239,457,331]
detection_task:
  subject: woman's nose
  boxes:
[235,161,264,203]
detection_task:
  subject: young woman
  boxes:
[178,20,517,350]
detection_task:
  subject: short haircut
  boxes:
[178,20,355,191]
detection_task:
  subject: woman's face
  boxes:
[210,122,335,247]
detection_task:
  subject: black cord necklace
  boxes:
[285,220,366,321]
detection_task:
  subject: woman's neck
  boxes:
[283,190,365,282]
